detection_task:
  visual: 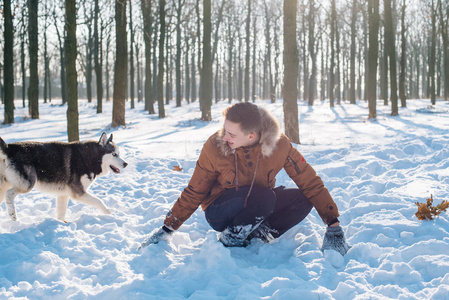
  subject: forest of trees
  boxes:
[1,0,448,142]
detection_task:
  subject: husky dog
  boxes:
[0,132,127,222]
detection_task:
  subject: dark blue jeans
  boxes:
[205,186,313,239]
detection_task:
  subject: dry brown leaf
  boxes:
[415,195,449,221]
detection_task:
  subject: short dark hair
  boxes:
[223,102,261,134]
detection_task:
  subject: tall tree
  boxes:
[53,7,67,104]
[329,0,336,107]
[263,0,276,103]
[175,0,184,107]
[399,0,407,107]
[94,0,104,113]
[212,0,226,103]
[367,0,380,119]
[129,0,135,109]
[283,0,299,144]
[28,0,39,119]
[184,25,191,103]
[141,0,154,113]
[438,0,448,100]
[227,10,234,103]
[429,0,437,105]
[43,2,50,103]
[20,5,27,108]
[66,0,79,141]
[349,0,357,104]
[244,0,251,102]
[3,0,14,124]
[112,0,128,127]
[252,15,257,102]
[200,0,212,121]
[384,0,398,116]
[105,25,112,102]
[83,2,93,104]
[307,0,317,106]
[157,0,166,118]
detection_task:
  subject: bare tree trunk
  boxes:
[252,15,257,102]
[273,16,281,102]
[320,36,326,101]
[368,0,380,119]
[84,2,93,104]
[399,0,407,107]
[129,0,135,109]
[429,0,437,105]
[136,43,142,103]
[165,33,171,105]
[283,0,299,144]
[175,0,184,107]
[237,29,243,101]
[349,0,357,104]
[54,10,67,105]
[66,0,79,141]
[244,0,251,102]
[384,0,399,116]
[212,0,226,103]
[329,0,336,107]
[28,0,39,119]
[3,0,14,124]
[191,35,197,102]
[157,0,166,118]
[94,0,103,113]
[438,0,449,100]
[185,26,190,103]
[335,11,341,105]
[141,0,154,113]
[263,1,274,103]
[200,0,212,120]
[380,33,388,105]
[227,19,233,103]
[105,28,111,102]
[43,3,49,104]
[112,0,127,127]
[21,7,26,107]
[307,0,316,106]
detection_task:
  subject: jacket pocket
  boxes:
[217,169,236,188]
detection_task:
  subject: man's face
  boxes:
[222,119,257,149]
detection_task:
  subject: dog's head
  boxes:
[99,132,128,175]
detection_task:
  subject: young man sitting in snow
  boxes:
[140,102,349,255]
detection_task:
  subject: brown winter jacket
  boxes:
[164,107,339,231]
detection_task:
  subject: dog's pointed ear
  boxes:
[99,132,108,146]
[0,138,7,152]
[107,134,113,144]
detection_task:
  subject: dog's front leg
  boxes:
[57,196,69,221]
[74,193,111,215]
[5,188,19,221]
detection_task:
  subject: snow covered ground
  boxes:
[1,97,449,299]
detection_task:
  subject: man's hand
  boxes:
[138,226,173,250]
[321,226,350,256]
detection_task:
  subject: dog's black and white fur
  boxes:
[0,132,127,221]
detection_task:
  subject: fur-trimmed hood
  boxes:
[215,106,281,157]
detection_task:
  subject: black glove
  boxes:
[139,226,173,250]
[321,226,350,256]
